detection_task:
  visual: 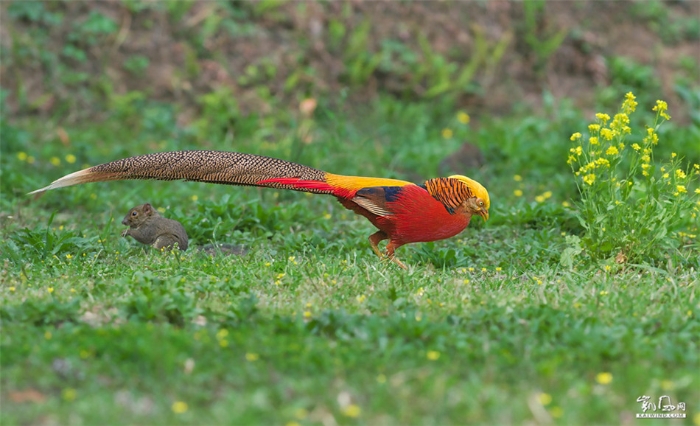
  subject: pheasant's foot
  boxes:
[368,231,388,259]
[385,240,408,270]
[389,255,408,270]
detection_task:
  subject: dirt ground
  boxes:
[2,1,698,122]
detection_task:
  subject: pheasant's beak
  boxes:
[477,209,489,222]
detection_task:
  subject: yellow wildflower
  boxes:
[62,388,77,402]
[596,372,613,385]
[589,136,599,145]
[622,92,637,113]
[342,404,361,418]
[671,152,677,158]
[442,128,453,139]
[610,113,630,134]
[172,401,188,414]
[570,132,582,141]
[65,154,77,164]
[50,157,61,166]
[245,352,259,362]
[605,146,619,156]
[661,380,674,391]
[595,113,610,123]
[644,128,659,145]
[595,158,610,168]
[535,195,545,203]
[583,174,596,185]
[514,174,523,181]
[538,393,552,406]
[632,143,641,151]
[588,123,601,133]
[513,189,523,197]
[542,191,552,199]
[457,112,470,124]
[17,152,28,161]
[675,169,686,180]
[675,185,687,194]
[653,100,671,120]
[427,350,441,360]
[600,128,614,140]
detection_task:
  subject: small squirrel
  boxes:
[121,203,188,251]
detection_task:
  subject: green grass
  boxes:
[1,95,699,425]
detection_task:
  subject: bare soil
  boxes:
[1,1,698,122]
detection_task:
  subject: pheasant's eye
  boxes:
[478,200,484,207]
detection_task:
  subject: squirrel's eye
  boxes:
[132,211,137,216]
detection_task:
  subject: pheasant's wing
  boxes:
[351,186,408,217]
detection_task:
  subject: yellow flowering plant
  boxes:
[568,93,699,262]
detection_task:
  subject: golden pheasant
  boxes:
[31,151,490,268]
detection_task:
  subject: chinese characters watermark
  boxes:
[636,395,686,419]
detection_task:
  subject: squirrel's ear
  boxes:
[143,203,153,213]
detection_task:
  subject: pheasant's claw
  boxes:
[389,255,408,270]
[383,240,408,269]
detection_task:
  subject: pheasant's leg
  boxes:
[385,240,408,270]
[368,231,388,259]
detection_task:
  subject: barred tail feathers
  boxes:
[30,150,331,195]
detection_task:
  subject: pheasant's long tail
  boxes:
[29,150,340,195]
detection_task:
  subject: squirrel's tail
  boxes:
[29,150,335,195]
